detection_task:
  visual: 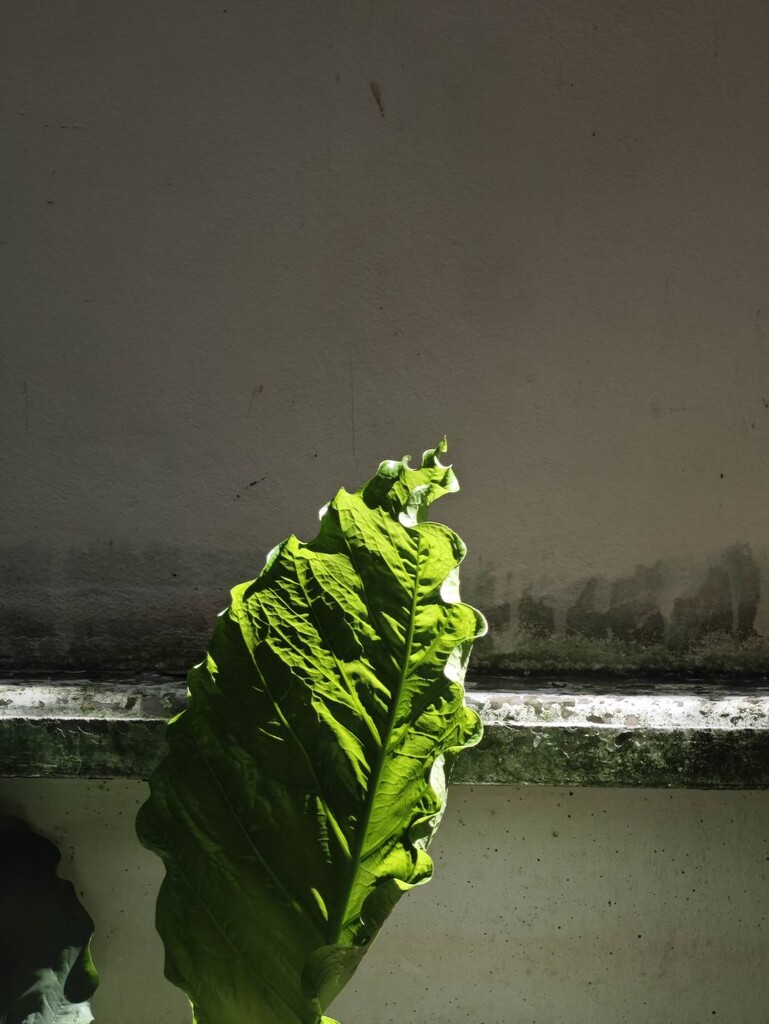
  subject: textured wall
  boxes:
[2,0,769,673]
[1,779,768,1023]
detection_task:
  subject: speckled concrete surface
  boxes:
[0,780,766,1024]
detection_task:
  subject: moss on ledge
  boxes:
[2,678,769,788]
[451,723,769,788]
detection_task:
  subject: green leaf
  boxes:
[137,440,485,1024]
[0,817,98,1024]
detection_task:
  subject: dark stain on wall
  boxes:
[0,541,767,678]
[474,544,769,677]
[0,542,256,673]
[669,544,760,645]
[518,591,555,636]
[522,544,760,648]
[565,569,667,644]
[483,600,513,636]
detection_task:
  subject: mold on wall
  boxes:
[468,544,769,676]
[3,540,769,678]
[0,542,250,672]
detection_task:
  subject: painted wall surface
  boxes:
[2,0,769,672]
[0,779,767,1023]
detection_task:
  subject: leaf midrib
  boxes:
[328,526,424,943]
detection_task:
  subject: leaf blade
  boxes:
[137,442,484,1024]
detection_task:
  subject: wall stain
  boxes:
[0,542,257,673]
[521,544,760,648]
[235,475,266,499]
[1,541,768,678]
[370,80,385,118]
[246,384,263,417]
[519,590,555,637]
[473,544,769,677]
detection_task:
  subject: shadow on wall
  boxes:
[470,544,769,676]
[0,541,255,673]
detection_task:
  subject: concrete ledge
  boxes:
[1,676,768,788]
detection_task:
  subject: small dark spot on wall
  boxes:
[247,384,263,417]
[370,80,385,118]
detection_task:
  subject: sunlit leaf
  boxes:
[137,440,484,1024]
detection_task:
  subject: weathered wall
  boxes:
[2,779,768,1023]
[2,0,769,674]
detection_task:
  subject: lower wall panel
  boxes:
[1,780,767,1024]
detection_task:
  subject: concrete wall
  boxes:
[3,0,769,673]
[2,779,767,1023]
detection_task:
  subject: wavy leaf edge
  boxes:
[138,439,485,1024]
